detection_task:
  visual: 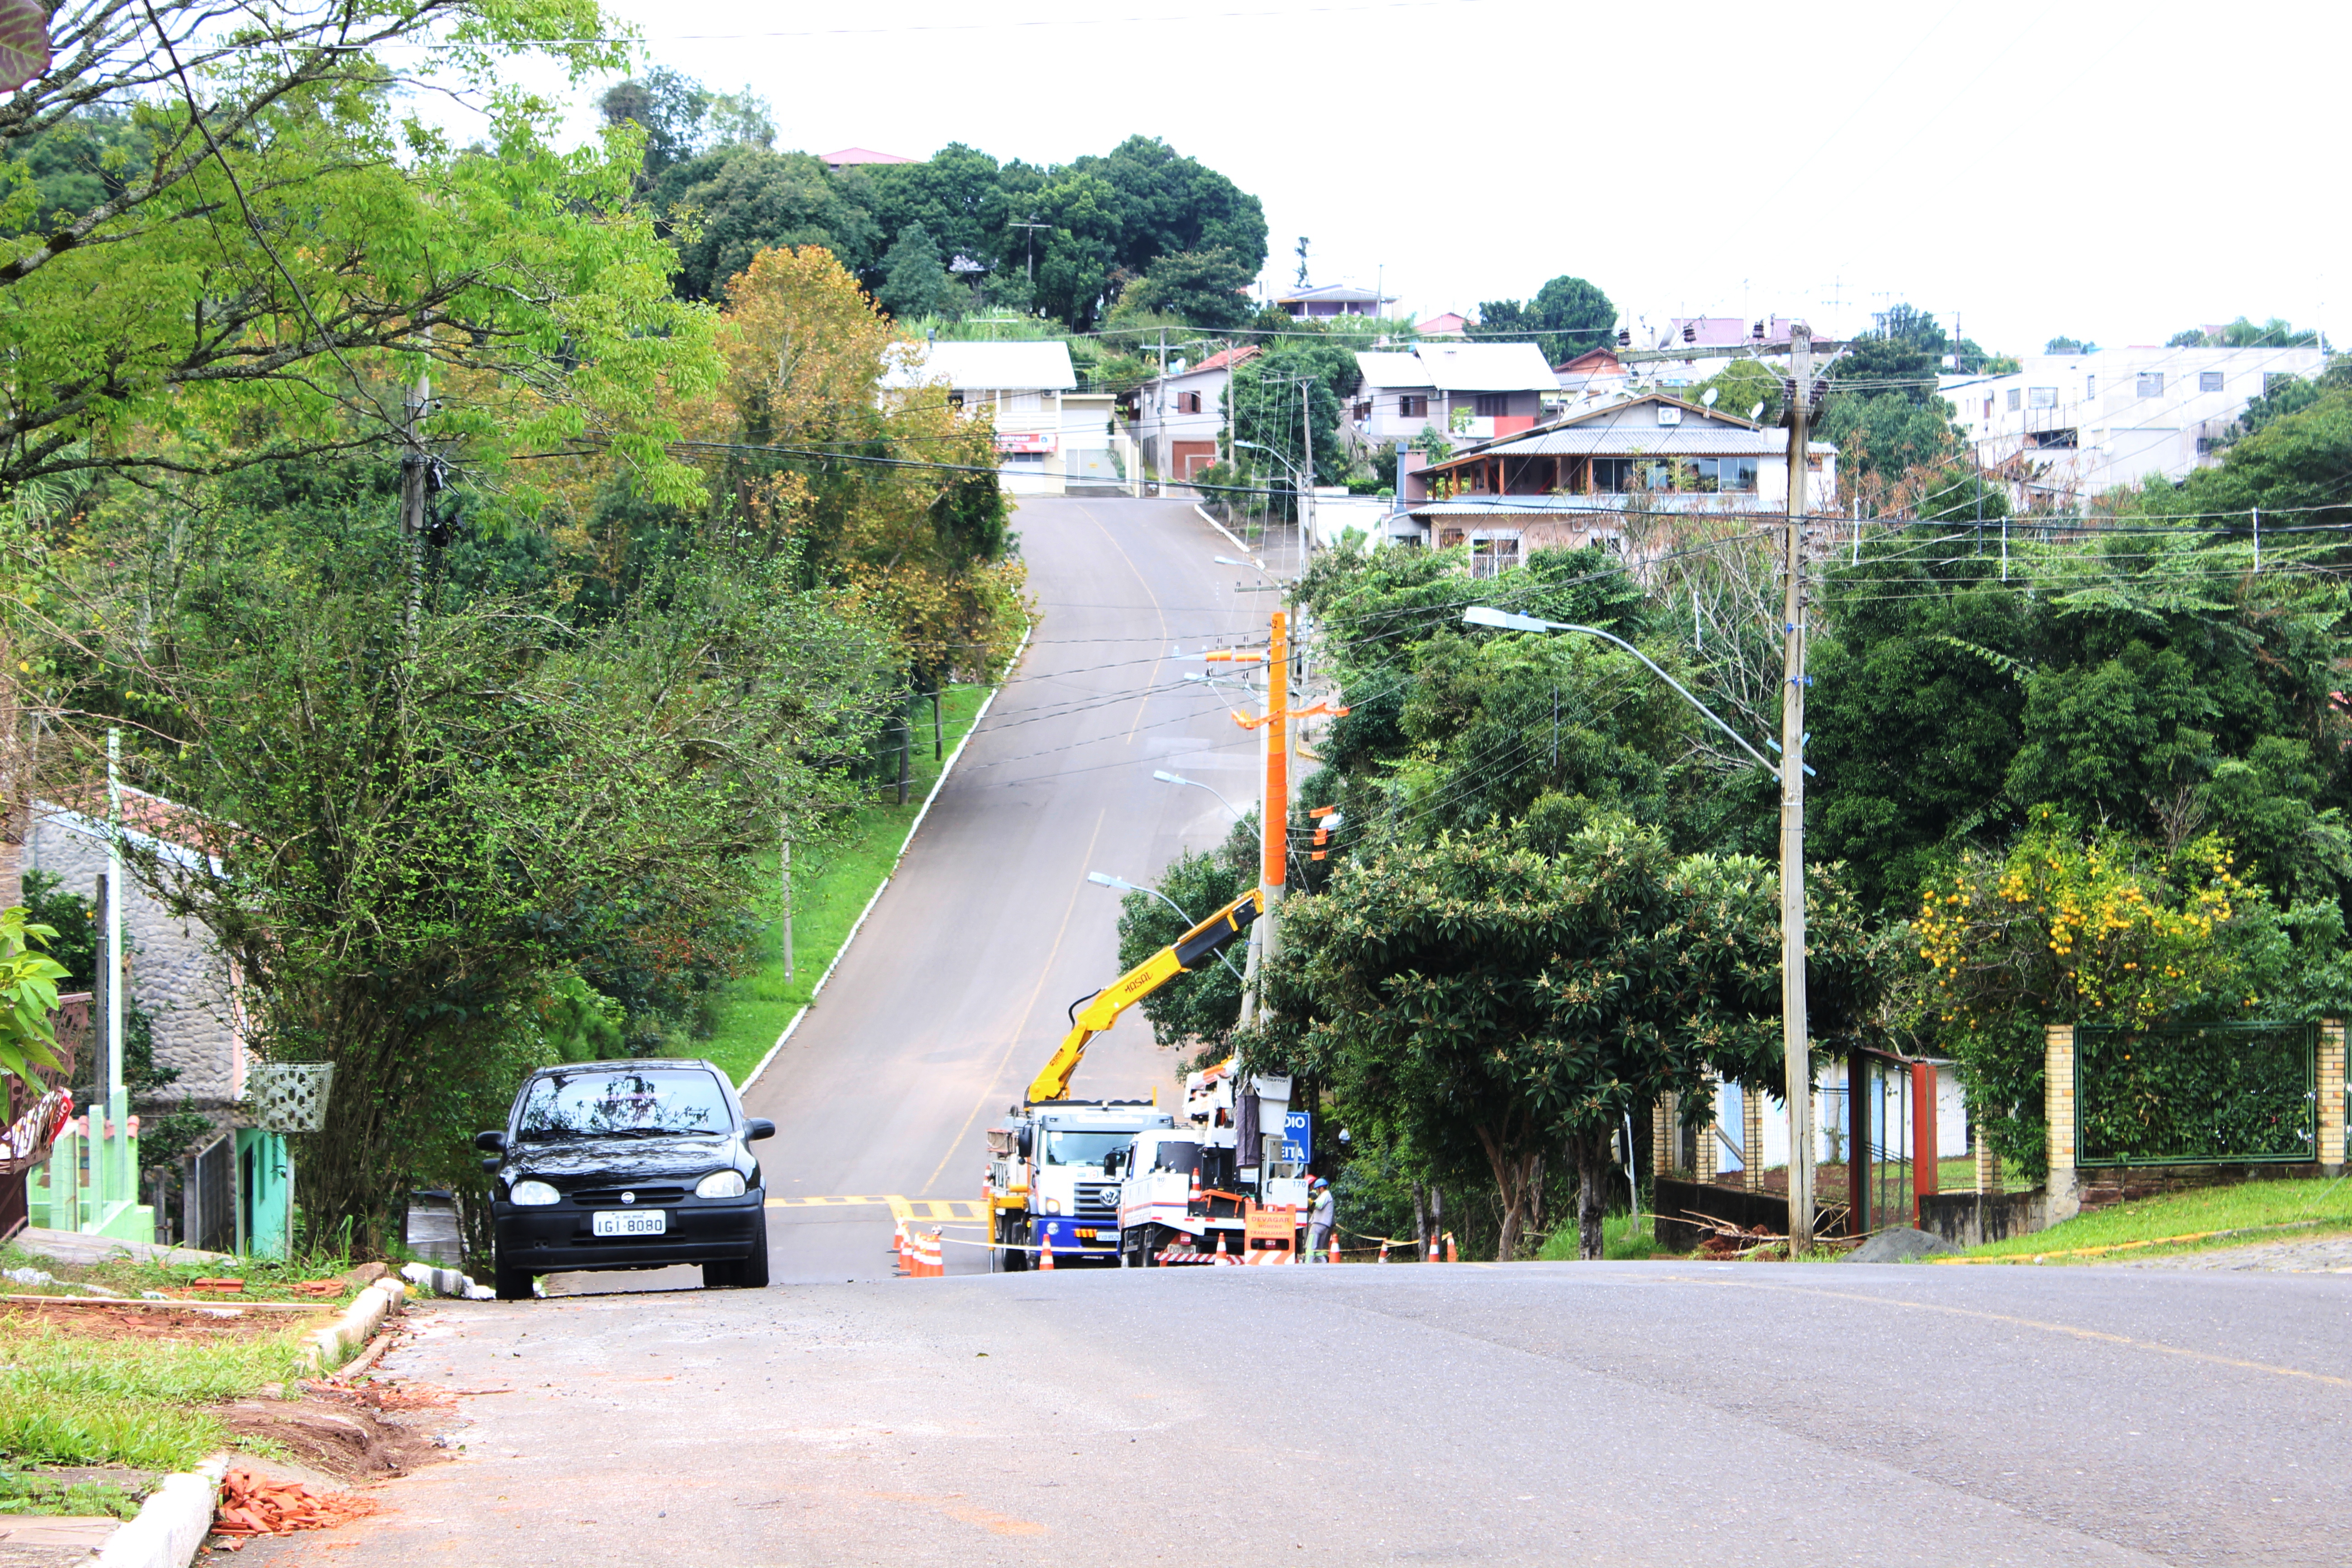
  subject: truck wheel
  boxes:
[999,1213,1029,1272]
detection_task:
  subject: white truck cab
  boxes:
[1110,1063,1308,1264]
[986,1100,1173,1269]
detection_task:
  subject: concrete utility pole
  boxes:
[1781,323,1816,1253]
[1259,608,1289,1011]
[1299,377,1315,561]
[398,369,430,658]
[779,836,793,984]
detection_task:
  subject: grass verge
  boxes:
[0,1468,153,1518]
[0,1318,310,1470]
[0,1241,365,1305]
[1955,1176,2352,1263]
[681,683,988,1086]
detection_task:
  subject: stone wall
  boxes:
[23,810,241,1111]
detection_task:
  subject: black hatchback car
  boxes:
[478,1060,775,1299]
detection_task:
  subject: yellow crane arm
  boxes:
[1025,887,1265,1103]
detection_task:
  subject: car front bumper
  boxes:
[495,1192,766,1274]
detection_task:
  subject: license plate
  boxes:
[592,1210,666,1237]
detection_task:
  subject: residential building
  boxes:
[819,147,915,171]
[1416,312,1470,339]
[1351,341,1561,452]
[1127,345,1261,482]
[1404,392,1837,572]
[1944,344,2329,506]
[1553,347,1629,397]
[1274,283,1393,319]
[889,340,1132,495]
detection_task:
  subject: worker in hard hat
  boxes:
[1305,1176,1335,1260]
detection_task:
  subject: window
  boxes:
[2005,388,2022,412]
[1352,400,1371,421]
[2136,372,2163,397]
[1694,456,1759,492]
[2085,375,2097,399]
[2198,371,2225,393]
[2029,387,2058,409]
[1469,535,1521,578]
[1398,394,1428,418]
[1176,391,1204,415]
[1474,392,1511,418]
[516,1069,730,1142]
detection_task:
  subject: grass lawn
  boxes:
[681,683,989,1086]
[1956,1176,2352,1263]
[0,1311,313,1470]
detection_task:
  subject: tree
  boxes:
[2044,335,2097,354]
[2167,317,2321,349]
[0,0,706,499]
[1225,344,1350,489]
[877,223,950,320]
[0,905,66,1085]
[1117,819,1258,1068]
[1123,247,1254,330]
[1470,275,1616,365]
[655,147,882,303]
[1072,135,1268,280]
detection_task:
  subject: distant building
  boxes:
[888,340,1131,495]
[1553,347,1628,396]
[1405,392,1836,572]
[1352,342,1561,452]
[1127,346,1261,483]
[1274,283,1393,319]
[819,147,915,171]
[1943,344,2329,506]
[1416,312,1470,339]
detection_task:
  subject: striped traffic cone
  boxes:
[931,1227,946,1277]
[1445,1233,1458,1264]
[1378,1240,1390,1264]
[1214,1230,1229,1261]
[1328,1233,1341,1264]
[1039,1235,1055,1271]
[1428,1234,1441,1263]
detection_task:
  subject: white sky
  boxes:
[438,0,2340,356]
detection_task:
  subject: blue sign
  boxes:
[1282,1111,1312,1164]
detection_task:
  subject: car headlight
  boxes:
[695,1170,747,1199]
[1041,1197,1062,1215]
[509,1179,560,1206]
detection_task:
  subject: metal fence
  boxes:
[2075,1021,2316,1167]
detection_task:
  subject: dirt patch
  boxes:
[0,1302,330,1345]
[217,1385,451,1484]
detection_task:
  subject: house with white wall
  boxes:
[1943,343,2328,506]
[1127,345,1260,482]
[1351,342,1562,452]
[889,340,1131,495]
[1405,392,1836,572]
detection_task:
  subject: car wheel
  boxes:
[493,1257,534,1301]
[737,1219,770,1289]
[701,1257,738,1289]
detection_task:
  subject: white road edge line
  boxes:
[740,617,1037,1094]
[1193,500,1260,562]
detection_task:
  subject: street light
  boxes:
[1153,769,1242,817]
[1085,872,1249,985]
[1461,606,1778,776]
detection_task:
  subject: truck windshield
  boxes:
[1041,1130,1134,1166]
[515,1069,730,1142]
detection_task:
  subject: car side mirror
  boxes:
[745,1118,776,1142]
[475,1130,507,1153]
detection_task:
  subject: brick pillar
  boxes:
[1694,1078,1718,1184]
[1974,1122,2000,1196]
[2318,1019,2345,1177]
[1652,1093,1676,1178]
[1743,1081,1765,1193]
[2045,1023,2079,1222]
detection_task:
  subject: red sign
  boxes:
[995,431,1057,455]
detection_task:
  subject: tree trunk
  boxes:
[1570,1132,1612,1260]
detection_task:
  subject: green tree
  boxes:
[655,147,883,302]
[1072,135,1268,280]
[1470,275,1617,365]
[2044,335,2097,354]
[1123,247,1254,330]
[1116,818,1258,1068]
[877,222,950,319]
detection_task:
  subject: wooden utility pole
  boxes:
[398,370,430,658]
[1781,324,1816,1253]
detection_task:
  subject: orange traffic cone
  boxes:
[1039,1235,1055,1271]
[1328,1233,1341,1264]
[1378,1240,1390,1264]
[1428,1234,1441,1263]
[1214,1229,1229,1261]
[1445,1233,1458,1264]
[930,1227,946,1277]
[1188,1165,1203,1210]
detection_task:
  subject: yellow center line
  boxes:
[921,807,1108,1195]
[1668,1274,2351,1388]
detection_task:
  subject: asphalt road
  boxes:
[256,1260,2352,1566]
[735,495,1286,1284]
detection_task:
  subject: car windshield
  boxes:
[1041,1129,1134,1166]
[515,1069,731,1142]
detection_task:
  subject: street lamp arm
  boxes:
[1464,608,1779,779]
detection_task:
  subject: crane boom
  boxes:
[1025,888,1264,1103]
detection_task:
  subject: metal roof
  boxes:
[1436,426,1837,458]
[888,340,1076,392]
[1352,342,1560,392]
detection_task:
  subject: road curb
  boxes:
[93,1454,229,1568]
[301,1279,405,1373]
[741,619,1036,1094]
[1193,501,1261,562]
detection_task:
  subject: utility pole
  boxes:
[1299,376,1314,561]
[398,370,430,658]
[1781,323,1816,1253]
[1260,608,1289,1009]
[779,836,793,984]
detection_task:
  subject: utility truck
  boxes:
[984,888,1264,1269]
[1109,1057,1308,1265]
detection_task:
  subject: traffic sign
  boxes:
[1282,1111,1311,1163]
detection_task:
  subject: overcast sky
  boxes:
[456,0,2337,358]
